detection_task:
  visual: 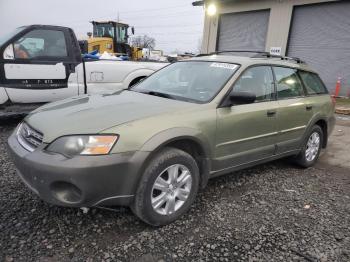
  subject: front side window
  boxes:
[132,61,239,103]
[274,67,304,99]
[93,24,115,38]
[299,71,328,95]
[13,29,67,59]
[233,66,274,102]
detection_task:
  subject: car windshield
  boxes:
[0,26,26,47]
[131,61,239,103]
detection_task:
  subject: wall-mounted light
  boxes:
[206,3,217,16]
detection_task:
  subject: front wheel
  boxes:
[294,125,323,168]
[132,147,199,226]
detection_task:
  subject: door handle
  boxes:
[267,110,276,117]
[306,105,313,111]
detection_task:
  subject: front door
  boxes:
[0,26,81,104]
[214,66,278,172]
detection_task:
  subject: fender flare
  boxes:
[303,113,330,148]
[123,68,155,88]
[140,127,212,188]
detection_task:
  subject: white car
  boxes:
[0,25,167,117]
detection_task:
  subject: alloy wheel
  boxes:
[305,132,320,162]
[151,164,192,215]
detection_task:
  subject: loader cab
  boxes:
[92,21,129,44]
[89,21,133,56]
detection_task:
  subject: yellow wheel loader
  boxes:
[79,21,143,60]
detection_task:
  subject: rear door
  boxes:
[0,25,82,103]
[273,66,313,153]
[215,66,278,171]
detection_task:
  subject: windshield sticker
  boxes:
[210,63,238,70]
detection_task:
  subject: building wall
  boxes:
[201,0,338,54]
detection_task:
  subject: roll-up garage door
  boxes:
[217,10,270,52]
[288,2,350,96]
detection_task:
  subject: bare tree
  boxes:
[131,35,156,49]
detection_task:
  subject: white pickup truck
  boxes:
[0,25,167,117]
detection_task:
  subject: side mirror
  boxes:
[131,27,135,35]
[229,91,256,105]
[3,44,14,60]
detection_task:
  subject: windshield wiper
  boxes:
[145,91,175,99]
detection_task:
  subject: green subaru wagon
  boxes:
[8,53,335,226]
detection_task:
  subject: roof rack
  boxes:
[196,50,305,64]
[255,52,305,64]
[196,50,268,57]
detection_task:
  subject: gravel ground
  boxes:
[1,121,349,262]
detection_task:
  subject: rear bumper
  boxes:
[328,115,336,137]
[8,132,150,207]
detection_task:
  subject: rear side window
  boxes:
[299,71,328,95]
[274,67,304,99]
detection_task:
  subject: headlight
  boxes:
[46,135,118,157]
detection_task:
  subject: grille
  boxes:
[17,122,43,152]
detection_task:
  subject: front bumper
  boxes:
[8,132,150,207]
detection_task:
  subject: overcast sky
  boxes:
[0,0,204,54]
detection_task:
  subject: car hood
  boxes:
[25,90,196,143]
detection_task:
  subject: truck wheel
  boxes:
[132,147,199,226]
[294,125,323,168]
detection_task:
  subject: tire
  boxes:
[294,125,323,168]
[132,147,199,226]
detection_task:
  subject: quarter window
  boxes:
[13,29,67,59]
[299,71,328,95]
[233,66,274,102]
[274,67,304,99]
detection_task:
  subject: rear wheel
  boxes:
[132,147,199,226]
[294,125,323,168]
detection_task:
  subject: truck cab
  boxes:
[0,25,82,116]
[0,25,167,118]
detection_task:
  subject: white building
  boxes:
[193,0,350,95]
